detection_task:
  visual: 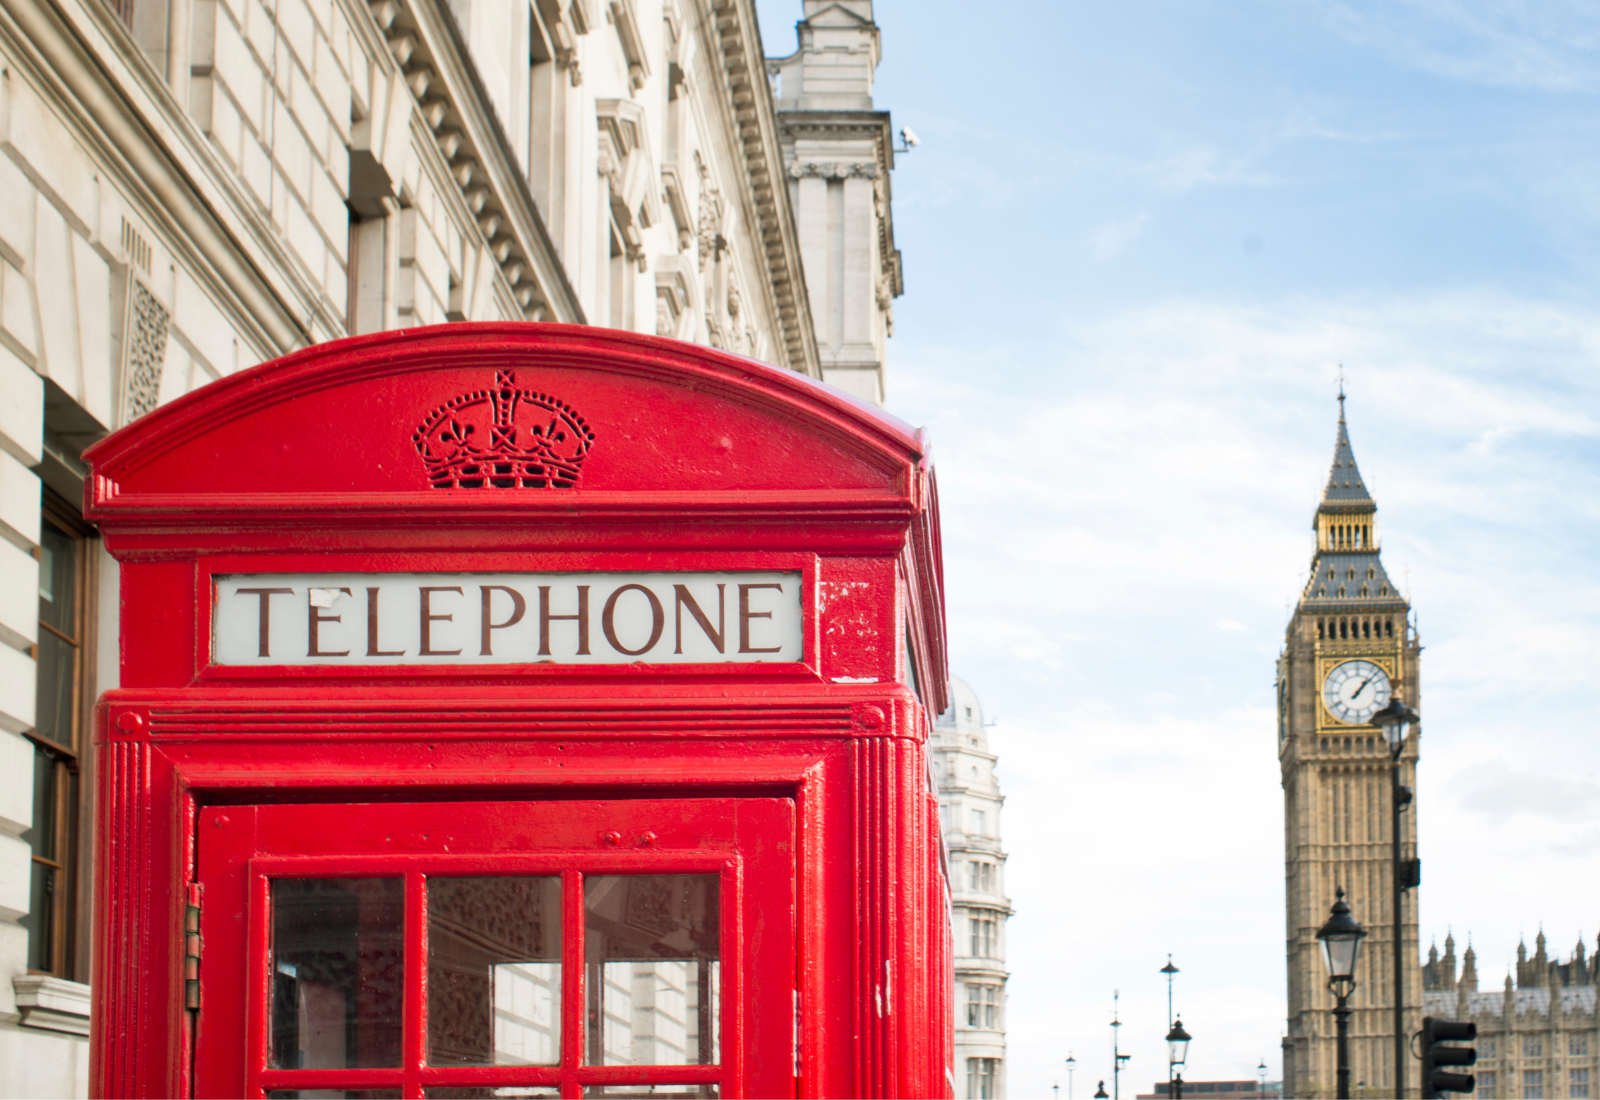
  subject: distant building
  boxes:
[1137,1081,1282,1099]
[1420,930,1599,1100]
[1277,398,1424,1098]
[933,677,1011,1099]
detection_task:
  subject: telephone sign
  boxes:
[83,324,954,1098]
[212,572,803,664]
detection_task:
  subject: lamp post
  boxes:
[1067,1053,1077,1100]
[1318,887,1369,1100]
[1111,991,1131,1099]
[1161,956,1179,1029]
[1166,1018,1192,1099]
[1257,1058,1268,1094]
[1373,695,1419,1097]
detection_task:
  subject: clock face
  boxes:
[1322,660,1392,724]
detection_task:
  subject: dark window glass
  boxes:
[271,878,404,1069]
[26,516,84,977]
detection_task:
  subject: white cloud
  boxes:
[1088,214,1151,261]
[1310,0,1600,92]
[888,287,1600,1094]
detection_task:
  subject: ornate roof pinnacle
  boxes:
[1321,393,1375,509]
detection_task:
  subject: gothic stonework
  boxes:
[1280,400,1424,1098]
[1421,932,1600,1100]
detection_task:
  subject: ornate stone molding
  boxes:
[703,0,819,377]
[787,161,880,179]
[368,0,583,322]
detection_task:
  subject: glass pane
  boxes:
[266,1092,401,1099]
[428,877,562,1067]
[271,878,404,1069]
[425,1089,560,1098]
[585,875,719,1067]
[35,524,78,749]
[582,1087,717,1098]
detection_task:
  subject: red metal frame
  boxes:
[197,798,789,1098]
[83,324,953,1098]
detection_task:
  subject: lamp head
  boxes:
[1316,886,1367,987]
[1371,697,1418,749]
[1167,1018,1192,1066]
[1094,1083,1110,1099]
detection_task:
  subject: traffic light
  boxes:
[1421,1016,1477,1097]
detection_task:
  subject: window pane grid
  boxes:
[262,869,726,1096]
[26,515,87,979]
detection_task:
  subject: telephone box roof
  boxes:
[84,323,932,518]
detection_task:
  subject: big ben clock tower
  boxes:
[1279,397,1424,1098]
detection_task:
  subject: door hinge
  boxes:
[184,883,201,1011]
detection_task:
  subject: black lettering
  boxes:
[602,584,665,657]
[418,586,464,656]
[538,585,590,655]
[235,587,293,658]
[307,588,353,657]
[673,584,725,654]
[480,585,527,656]
[738,583,784,654]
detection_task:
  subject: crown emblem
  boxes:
[413,370,595,489]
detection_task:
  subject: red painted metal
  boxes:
[82,323,952,1098]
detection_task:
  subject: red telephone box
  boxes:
[82,324,953,1099]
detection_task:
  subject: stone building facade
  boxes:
[0,0,903,1093]
[1422,932,1600,1100]
[933,677,1011,1099]
[1277,400,1424,1099]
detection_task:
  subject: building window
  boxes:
[1571,1068,1590,1099]
[965,983,1001,1029]
[966,1057,1001,1099]
[1572,1037,1590,1057]
[22,498,93,979]
[1525,1038,1543,1057]
[1523,1069,1543,1098]
[1477,1071,1495,1093]
[969,911,1001,958]
[970,808,986,836]
[1482,1038,1497,1058]
[969,860,994,893]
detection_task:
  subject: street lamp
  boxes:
[1317,887,1368,1100]
[1095,1083,1110,1100]
[1257,1058,1268,1094]
[1066,1053,1077,1100]
[1166,1018,1192,1099]
[1372,694,1419,1098]
[1161,956,1179,1028]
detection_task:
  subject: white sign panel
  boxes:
[213,572,803,666]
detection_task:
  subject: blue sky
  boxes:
[755,3,1600,1096]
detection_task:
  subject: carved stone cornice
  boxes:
[702,0,820,377]
[369,0,583,323]
[788,161,880,179]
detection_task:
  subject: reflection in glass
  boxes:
[270,878,404,1069]
[424,1089,560,1098]
[428,877,562,1067]
[34,523,79,748]
[581,1087,718,1098]
[584,875,719,1067]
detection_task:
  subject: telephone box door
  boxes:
[194,798,796,1099]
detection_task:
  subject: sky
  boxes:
[753,2,1600,1095]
